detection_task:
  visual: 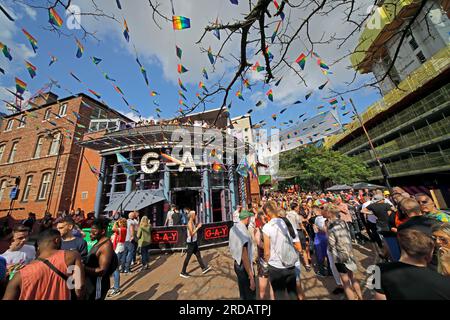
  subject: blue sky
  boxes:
[0,0,382,129]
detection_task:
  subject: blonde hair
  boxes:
[118,218,127,227]
[140,216,149,227]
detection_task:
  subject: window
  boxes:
[0,180,7,201]
[18,115,26,128]
[5,119,14,131]
[37,173,51,200]
[33,137,44,159]
[48,132,61,156]
[43,109,51,121]
[58,103,67,117]
[416,51,426,64]
[21,176,33,202]
[0,144,5,163]
[81,191,88,200]
[8,142,18,163]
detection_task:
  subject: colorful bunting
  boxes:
[25,61,37,79]
[92,57,102,65]
[271,114,277,121]
[265,46,274,61]
[177,64,189,74]
[0,67,4,74]
[275,78,282,86]
[103,72,116,81]
[123,19,130,42]
[212,161,225,173]
[176,46,182,59]
[317,105,324,109]
[243,79,251,90]
[199,81,208,92]
[70,72,82,83]
[273,0,285,20]
[49,55,57,66]
[305,91,313,100]
[252,61,264,72]
[202,67,208,80]
[178,78,187,92]
[49,8,63,28]
[295,53,306,70]
[293,100,302,105]
[207,46,215,65]
[236,90,244,101]
[342,111,351,116]
[271,20,282,43]
[230,0,239,4]
[88,89,101,99]
[150,91,159,96]
[317,59,329,70]
[0,42,12,61]
[75,38,84,58]
[178,90,187,100]
[15,77,27,95]
[329,98,338,105]
[22,29,38,53]
[266,89,273,102]
[172,16,191,30]
[318,80,329,90]
[113,85,124,95]
[213,18,221,40]
[116,153,137,176]
[280,108,287,114]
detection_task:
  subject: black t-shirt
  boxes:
[172,212,181,226]
[61,237,88,262]
[367,202,392,232]
[375,261,450,300]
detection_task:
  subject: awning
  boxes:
[352,182,386,190]
[326,184,352,192]
[104,189,166,212]
[104,193,128,212]
[258,175,271,185]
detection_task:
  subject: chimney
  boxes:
[29,92,59,107]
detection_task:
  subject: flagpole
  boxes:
[349,99,391,189]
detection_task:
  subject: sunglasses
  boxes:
[432,236,449,246]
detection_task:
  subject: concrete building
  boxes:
[325,0,450,207]
[0,92,131,220]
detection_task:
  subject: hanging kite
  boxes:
[49,8,63,28]
[177,64,189,74]
[15,77,27,95]
[0,42,12,61]
[236,90,244,101]
[172,16,191,30]
[176,45,182,59]
[22,29,38,53]
[92,57,102,65]
[273,1,285,20]
[271,20,282,43]
[49,55,57,66]
[75,38,84,58]
[202,67,208,80]
[296,53,306,70]
[123,19,130,42]
[318,80,329,90]
[88,89,101,99]
[25,61,36,79]
[266,89,274,102]
[178,78,187,92]
[207,46,215,65]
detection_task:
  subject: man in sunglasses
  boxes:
[415,193,450,223]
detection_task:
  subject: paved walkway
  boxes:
[109,242,378,300]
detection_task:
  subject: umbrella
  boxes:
[352,182,386,190]
[326,184,352,192]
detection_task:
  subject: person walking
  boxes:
[109,218,127,297]
[180,211,211,278]
[122,212,138,273]
[137,216,152,271]
[254,211,274,300]
[229,210,256,300]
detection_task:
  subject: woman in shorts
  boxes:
[254,211,274,300]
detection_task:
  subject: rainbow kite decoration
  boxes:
[266,89,273,102]
[177,64,189,74]
[25,61,37,79]
[271,20,282,43]
[329,98,338,105]
[0,42,12,61]
[207,46,215,65]
[243,79,251,90]
[49,55,57,66]
[296,53,306,70]
[273,0,285,20]
[199,81,208,92]
[49,8,63,28]
[265,46,274,61]
[22,29,38,53]
[178,90,187,100]
[317,59,329,70]
[178,78,187,92]
[202,68,208,80]
[236,90,244,101]
[172,16,191,30]
[15,77,27,95]
[123,19,130,42]
[176,46,182,59]
[75,38,84,58]
[88,89,101,99]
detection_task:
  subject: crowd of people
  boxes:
[229,187,450,300]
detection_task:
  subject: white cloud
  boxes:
[118,110,155,123]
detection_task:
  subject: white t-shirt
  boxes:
[286,210,302,230]
[125,219,139,242]
[1,244,36,265]
[229,222,252,265]
[262,218,299,269]
[166,210,175,226]
[232,210,241,224]
[362,200,377,223]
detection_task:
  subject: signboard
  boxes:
[9,187,19,200]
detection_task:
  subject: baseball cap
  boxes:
[373,194,384,201]
[383,190,390,196]
[239,210,253,220]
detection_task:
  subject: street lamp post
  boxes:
[349,99,391,190]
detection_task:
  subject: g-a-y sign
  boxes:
[140,151,199,173]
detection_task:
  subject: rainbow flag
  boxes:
[329,98,338,105]
[177,64,189,74]
[273,0,285,20]
[202,67,208,80]
[75,38,84,58]
[88,89,101,99]
[15,77,27,95]
[243,79,251,90]
[271,114,277,121]
[266,89,273,102]
[199,81,208,92]
[178,90,187,100]
[236,90,244,101]
[48,8,63,28]
[22,29,38,53]
[178,78,187,92]
[271,20,282,43]
[103,72,115,82]
[317,59,329,70]
[212,161,225,172]
[0,42,12,61]
[252,61,264,72]
[116,153,137,176]
[150,91,159,96]
[176,45,182,59]
[123,19,130,42]
[25,61,37,79]
[296,53,306,70]
[207,46,215,65]
[265,46,274,61]
[172,16,191,30]
[113,85,124,95]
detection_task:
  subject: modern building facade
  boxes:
[325,0,450,207]
[0,92,131,220]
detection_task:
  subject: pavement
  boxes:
[108,241,378,300]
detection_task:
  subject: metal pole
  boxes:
[349,99,391,190]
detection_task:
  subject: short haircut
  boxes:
[400,198,421,216]
[37,229,61,246]
[290,203,298,210]
[13,224,30,234]
[91,218,109,231]
[397,228,434,260]
[263,200,278,215]
[57,216,75,226]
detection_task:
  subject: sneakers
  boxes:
[180,272,191,278]
[108,289,121,297]
[202,266,212,274]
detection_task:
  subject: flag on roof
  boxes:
[271,20,282,43]
[172,16,191,30]
[22,29,38,53]
[75,38,84,58]
[177,64,189,74]
[25,61,37,79]
[176,45,182,59]
[15,77,27,95]
[202,67,208,80]
[236,90,244,101]
[49,8,63,28]
[207,46,215,65]
[0,42,12,61]
[266,89,273,102]
[123,19,130,42]
[178,78,187,92]
[116,153,137,176]
[295,53,306,70]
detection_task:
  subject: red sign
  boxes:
[204,225,229,240]
[152,230,178,243]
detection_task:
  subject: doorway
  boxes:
[211,190,223,222]
[172,190,200,213]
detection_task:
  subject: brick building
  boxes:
[0,92,131,220]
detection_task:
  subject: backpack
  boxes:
[274,218,298,268]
